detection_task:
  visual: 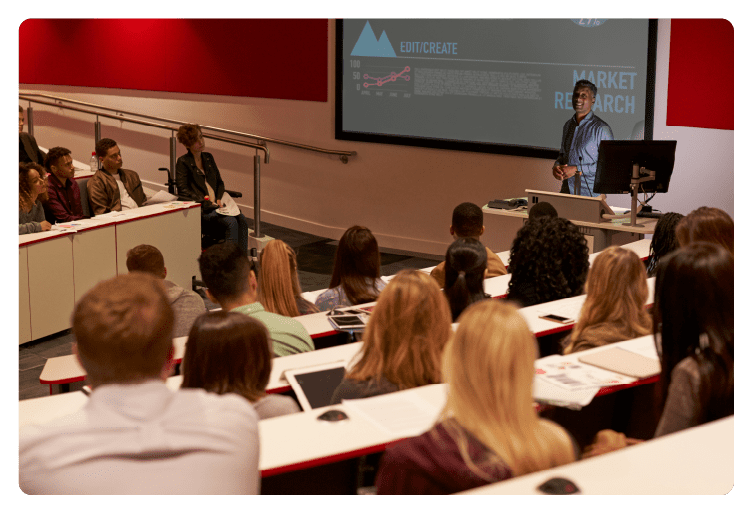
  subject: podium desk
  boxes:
[482,204,658,254]
[462,416,733,495]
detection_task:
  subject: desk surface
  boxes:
[462,416,733,495]
[25,335,663,478]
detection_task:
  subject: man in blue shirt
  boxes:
[552,80,613,197]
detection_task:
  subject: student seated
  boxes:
[430,202,507,288]
[562,246,651,354]
[675,206,733,254]
[527,201,558,221]
[652,242,733,437]
[43,146,85,223]
[443,238,489,322]
[258,240,318,317]
[198,242,314,357]
[176,124,249,252]
[376,300,576,494]
[181,311,301,419]
[19,163,51,234]
[19,273,260,494]
[315,225,386,312]
[506,217,590,307]
[646,212,684,277]
[87,138,146,215]
[126,244,206,338]
[19,105,46,165]
[330,269,451,404]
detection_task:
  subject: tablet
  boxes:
[578,346,661,379]
[284,361,348,411]
[328,313,368,332]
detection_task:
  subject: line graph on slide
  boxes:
[363,66,410,88]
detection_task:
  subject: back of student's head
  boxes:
[528,201,558,221]
[181,311,272,403]
[653,242,733,421]
[443,300,575,477]
[258,240,302,317]
[647,212,684,276]
[72,273,174,385]
[126,244,165,278]
[443,237,487,321]
[676,206,733,254]
[507,217,589,306]
[451,202,483,238]
[329,225,381,305]
[568,246,651,351]
[347,269,451,390]
[198,242,253,302]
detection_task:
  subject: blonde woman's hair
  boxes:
[441,300,575,479]
[346,269,451,389]
[564,246,651,354]
[258,240,304,317]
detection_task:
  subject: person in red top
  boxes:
[43,146,85,222]
[376,300,576,494]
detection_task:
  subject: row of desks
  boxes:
[19,202,200,344]
[20,334,669,490]
[36,238,653,393]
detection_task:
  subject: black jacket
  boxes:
[175,151,226,204]
[19,132,46,165]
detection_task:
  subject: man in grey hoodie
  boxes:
[126,244,207,338]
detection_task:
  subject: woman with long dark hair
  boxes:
[646,212,684,277]
[443,238,488,322]
[315,225,385,312]
[652,242,733,436]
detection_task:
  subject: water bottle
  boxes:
[89,152,98,172]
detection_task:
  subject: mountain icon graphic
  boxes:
[351,21,397,57]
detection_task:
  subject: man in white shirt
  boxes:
[87,138,147,215]
[19,273,260,494]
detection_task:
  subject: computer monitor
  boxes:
[593,140,677,195]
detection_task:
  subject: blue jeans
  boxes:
[202,210,249,253]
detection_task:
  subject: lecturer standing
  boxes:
[552,79,613,196]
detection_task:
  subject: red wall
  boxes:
[19,19,328,102]
[667,19,733,130]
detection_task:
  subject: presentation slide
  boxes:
[337,19,654,157]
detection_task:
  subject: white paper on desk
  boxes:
[535,354,636,391]
[342,391,445,438]
[143,190,178,206]
[533,377,599,409]
[50,224,79,233]
[535,296,586,322]
[94,211,127,218]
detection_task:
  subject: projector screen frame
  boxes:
[335,19,658,160]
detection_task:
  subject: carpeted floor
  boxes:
[19,221,442,400]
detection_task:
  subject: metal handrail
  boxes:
[19,92,357,163]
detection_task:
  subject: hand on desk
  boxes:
[581,429,643,459]
[40,221,52,232]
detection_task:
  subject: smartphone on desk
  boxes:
[539,313,575,325]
